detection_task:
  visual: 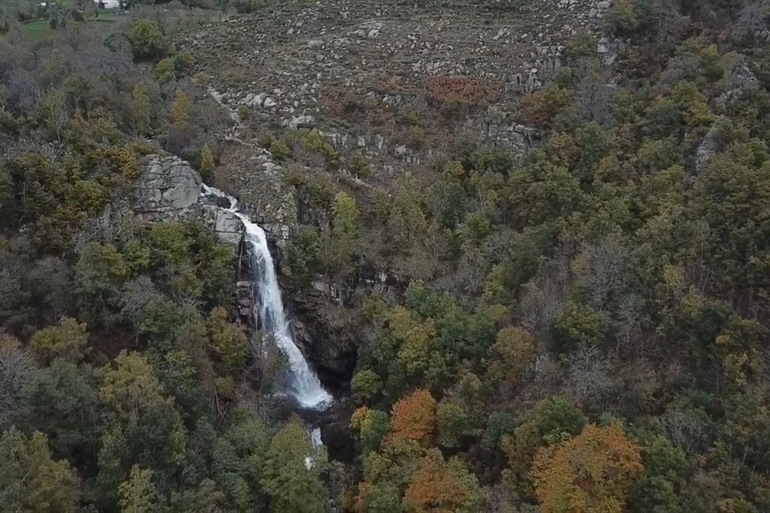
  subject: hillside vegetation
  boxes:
[3,0,770,512]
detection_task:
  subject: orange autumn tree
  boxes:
[386,389,437,444]
[531,422,643,513]
[403,448,483,513]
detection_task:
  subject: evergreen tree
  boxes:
[261,418,329,513]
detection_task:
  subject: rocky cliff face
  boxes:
[288,286,359,394]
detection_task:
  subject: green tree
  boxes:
[132,81,151,136]
[15,359,100,460]
[0,336,36,431]
[436,397,473,448]
[99,351,174,424]
[351,368,382,403]
[140,298,197,354]
[320,191,360,282]
[127,19,167,61]
[0,428,80,513]
[75,242,127,330]
[205,307,248,393]
[285,226,321,286]
[490,326,537,385]
[356,481,401,513]
[200,144,215,179]
[118,465,157,513]
[549,301,604,352]
[261,418,329,513]
[207,407,271,511]
[502,396,587,482]
[29,317,89,365]
[351,407,390,455]
[332,191,359,236]
[97,351,186,500]
[163,478,227,513]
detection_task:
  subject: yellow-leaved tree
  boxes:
[171,89,189,127]
[531,422,643,513]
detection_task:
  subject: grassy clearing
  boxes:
[13,11,121,43]
[20,19,53,42]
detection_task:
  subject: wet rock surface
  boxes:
[288,285,358,395]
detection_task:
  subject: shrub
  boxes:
[406,126,426,149]
[425,75,497,107]
[397,104,421,126]
[153,52,194,84]
[319,88,362,118]
[237,105,250,121]
[605,0,641,33]
[281,129,340,168]
[349,150,371,178]
[304,173,338,211]
[284,164,307,188]
[518,85,574,130]
[257,128,274,149]
[270,139,291,162]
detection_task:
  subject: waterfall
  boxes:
[202,185,332,410]
[305,427,323,469]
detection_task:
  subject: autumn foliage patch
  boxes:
[386,388,437,444]
[424,75,498,106]
[319,88,362,118]
[531,423,644,513]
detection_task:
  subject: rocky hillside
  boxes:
[175,0,617,222]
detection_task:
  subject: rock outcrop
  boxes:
[133,156,203,222]
[79,155,247,252]
[215,143,297,249]
[694,125,720,174]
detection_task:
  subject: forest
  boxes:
[3,0,770,511]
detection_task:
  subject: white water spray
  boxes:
[201,185,332,409]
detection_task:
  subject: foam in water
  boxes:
[201,185,332,409]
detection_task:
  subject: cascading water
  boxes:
[201,185,332,409]
[306,428,323,469]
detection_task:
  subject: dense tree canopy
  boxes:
[4,0,770,511]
